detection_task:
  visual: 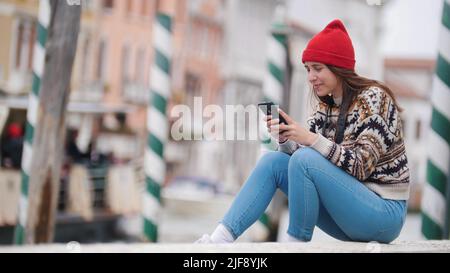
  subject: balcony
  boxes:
[122,82,148,106]
[70,81,104,103]
[1,70,32,95]
[165,140,188,164]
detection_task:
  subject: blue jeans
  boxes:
[221,148,407,243]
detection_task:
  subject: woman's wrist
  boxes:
[305,132,319,146]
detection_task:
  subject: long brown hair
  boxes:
[312,65,402,143]
[317,65,403,113]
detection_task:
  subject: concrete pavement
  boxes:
[0,240,449,253]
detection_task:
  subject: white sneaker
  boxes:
[194,234,214,244]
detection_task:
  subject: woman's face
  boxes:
[304,62,341,98]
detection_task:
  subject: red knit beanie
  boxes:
[302,19,355,70]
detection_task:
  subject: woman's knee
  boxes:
[289,147,321,167]
[258,151,290,171]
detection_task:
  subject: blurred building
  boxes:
[165,0,225,185]
[0,0,138,242]
[0,0,228,242]
[0,0,39,138]
[0,0,38,96]
[67,0,226,187]
[218,0,279,192]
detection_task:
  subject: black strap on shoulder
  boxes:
[322,96,334,137]
[335,96,352,144]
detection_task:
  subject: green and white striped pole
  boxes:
[421,0,450,240]
[256,4,289,241]
[143,12,173,242]
[14,0,51,245]
[259,18,288,154]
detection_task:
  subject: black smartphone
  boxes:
[258,102,287,125]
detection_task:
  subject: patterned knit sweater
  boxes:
[278,86,410,200]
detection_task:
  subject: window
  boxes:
[185,72,201,96]
[213,32,223,63]
[15,22,24,69]
[141,0,149,16]
[401,118,407,137]
[27,23,36,70]
[135,48,145,83]
[102,0,114,10]
[121,45,131,86]
[14,20,35,71]
[126,0,133,14]
[80,37,90,83]
[0,64,4,82]
[82,0,94,11]
[200,27,209,59]
[154,0,161,14]
[97,40,108,81]
[415,119,422,140]
[191,23,202,56]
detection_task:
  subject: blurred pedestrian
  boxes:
[1,123,24,169]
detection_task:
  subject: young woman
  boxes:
[196,19,409,244]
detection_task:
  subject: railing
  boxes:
[122,82,148,105]
[70,81,104,103]
[4,70,32,95]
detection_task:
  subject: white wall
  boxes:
[381,0,442,59]
[399,98,431,208]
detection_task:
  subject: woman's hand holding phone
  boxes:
[259,102,318,145]
[264,115,289,143]
[277,109,319,146]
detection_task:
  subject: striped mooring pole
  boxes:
[14,0,51,245]
[259,17,288,154]
[421,0,450,240]
[257,4,290,240]
[142,12,173,242]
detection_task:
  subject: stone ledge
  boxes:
[1,240,449,253]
